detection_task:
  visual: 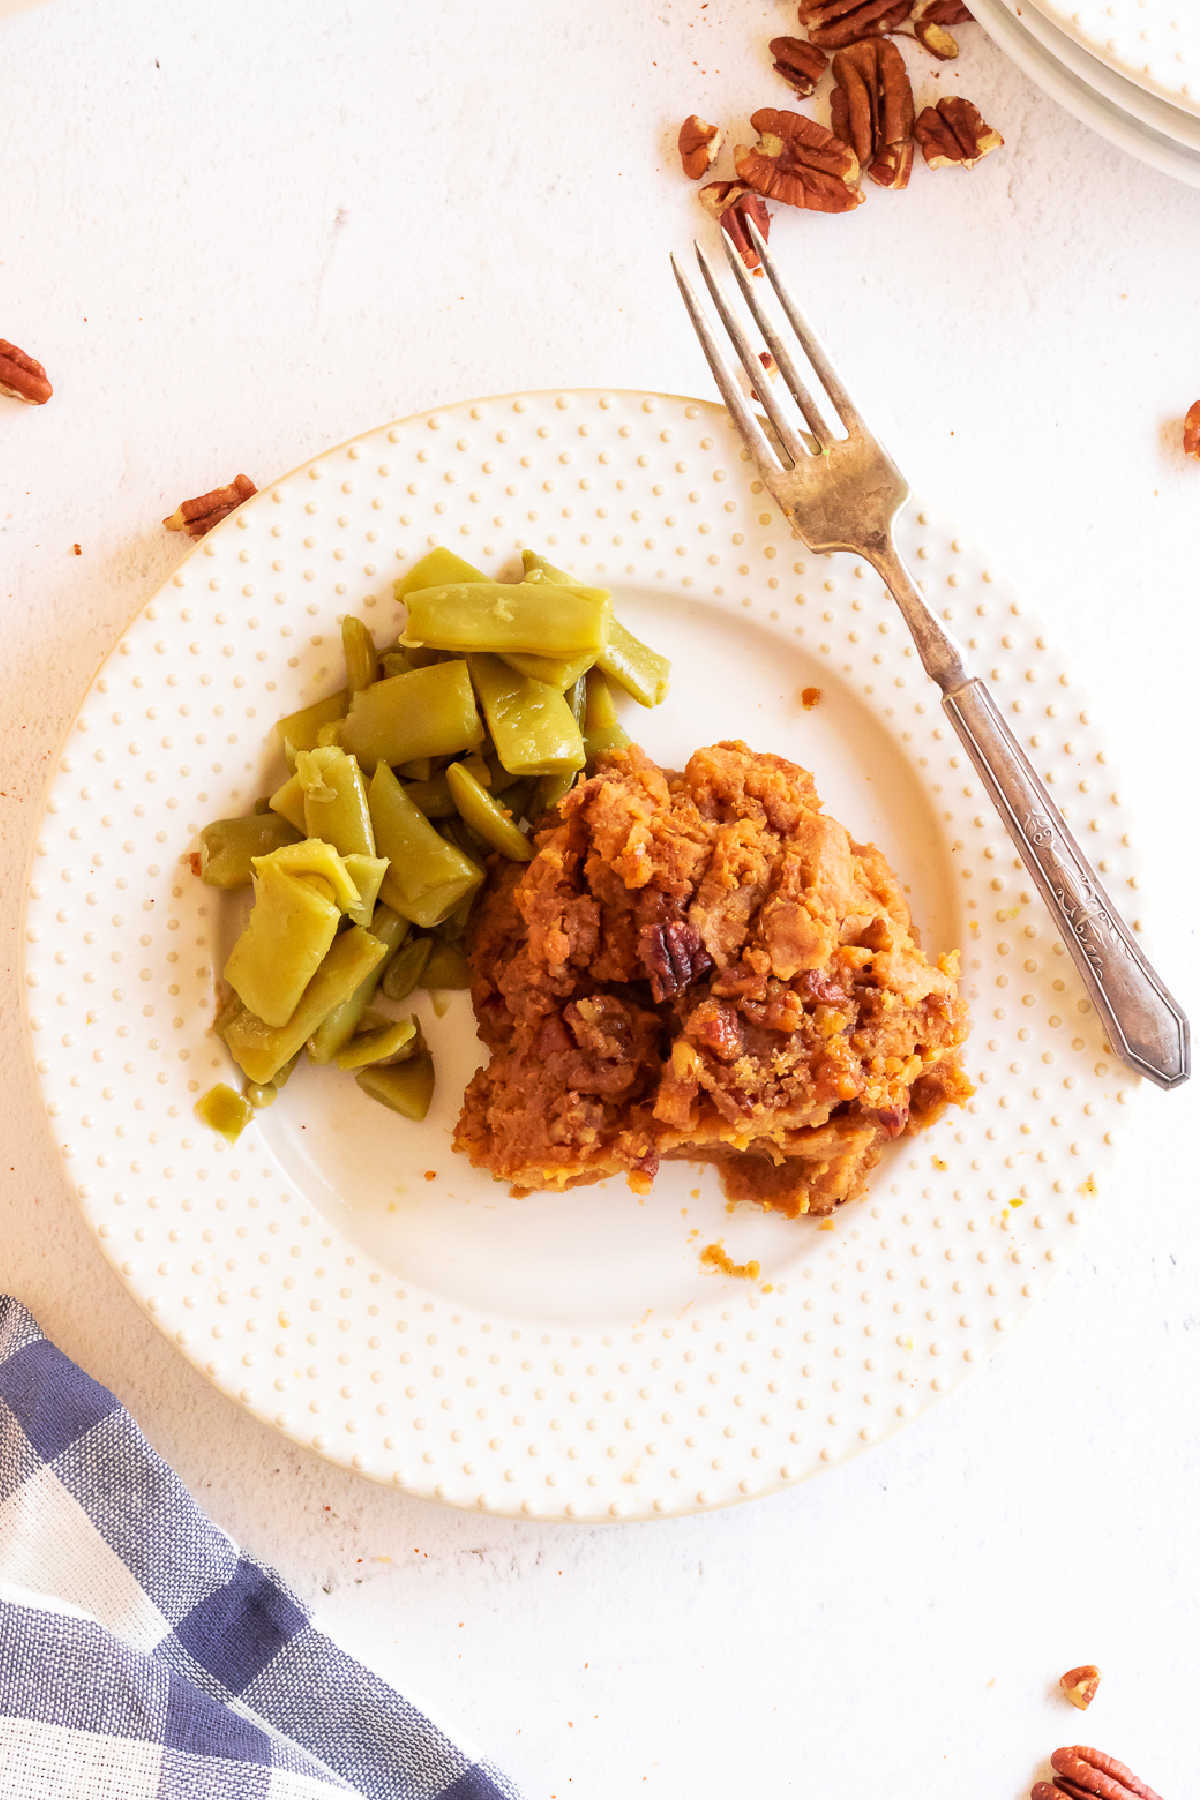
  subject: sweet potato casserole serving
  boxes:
[455,741,971,1215]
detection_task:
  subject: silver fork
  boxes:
[672,222,1189,1091]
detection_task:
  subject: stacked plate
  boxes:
[972,0,1200,186]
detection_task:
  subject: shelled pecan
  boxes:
[1059,1666,1101,1711]
[163,473,258,538]
[698,180,772,272]
[830,39,915,189]
[769,35,828,98]
[1031,1746,1164,1800]
[677,114,722,179]
[902,0,972,59]
[1183,400,1200,459]
[735,108,862,213]
[0,339,53,405]
[797,0,910,50]
[914,95,1003,168]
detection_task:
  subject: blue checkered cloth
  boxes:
[0,1297,521,1800]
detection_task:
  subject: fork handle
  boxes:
[943,678,1189,1089]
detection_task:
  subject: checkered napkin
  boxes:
[0,1297,521,1800]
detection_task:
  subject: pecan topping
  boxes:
[163,473,258,538]
[874,1101,909,1137]
[639,920,714,1003]
[797,0,910,50]
[1034,1746,1164,1800]
[1059,1666,1101,1711]
[0,339,53,405]
[769,35,828,98]
[699,180,772,273]
[830,39,915,190]
[914,96,1003,169]
[687,997,744,1062]
[1184,399,1200,460]
[799,968,848,1005]
[903,0,973,58]
[678,114,723,179]
[735,108,862,214]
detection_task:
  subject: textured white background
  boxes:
[2,2,1198,1796]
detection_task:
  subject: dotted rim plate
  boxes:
[22,391,1139,1521]
[1016,0,1200,121]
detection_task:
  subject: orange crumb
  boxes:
[818,1218,835,1231]
[700,1240,760,1280]
[72,543,82,555]
[931,1155,948,1171]
[968,919,981,936]
[690,1188,700,1200]
[424,1169,437,1181]
[1009,1197,1023,1208]
[1078,1174,1097,1196]
[760,1281,774,1294]
[800,685,822,709]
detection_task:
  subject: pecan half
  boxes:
[639,920,713,1003]
[914,96,1003,169]
[831,38,915,190]
[699,180,772,272]
[1060,1666,1101,1711]
[678,114,722,180]
[1036,1746,1164,1800]
[797,0,910,50]
[735,108,862,214]
[902,0,973,58]
[769,35,828,98]
[163,473,258,538]
[0,339,53,405]
[1183,399,1200,460]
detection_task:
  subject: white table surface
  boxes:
[3,2,1199,1795]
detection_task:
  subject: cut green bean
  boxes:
[380,934,433,1000]
[380,649,417,678]
[221,925,389,1085]
[295,745,376,858]
[522,550,669,707]
[402,773,455,819]
[269,771,308,833]
[420,940,472,989]
[263,838,362,913]
[195,1083,254,1142]
[398,756,434,781]
[335,1015,418,1070]
[566,673,587,728]
[341,615,379,693]
[531,770,577,816]
[583,669,631,764]
[458,751,492,788]
[356,1051,435,1120]
[446,761,533,863]
[224,859,342,1026]
[394,548,487,597]
[308,905,407,1064]
[368,761,483,928]
[404,581,611,659]
[468,654,586,778]
[275,690,349,760]
[198,813,300,888]
[340,660,484,773]
[342,853,389,927]
[501,650,594,690]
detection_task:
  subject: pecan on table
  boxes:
[769,35,828,99]
[735,108,862,213]
[914,95,1003,169]
[638,920,713,1003]
[0,339,53,405]
[698,180,772,272]
[678,114,722,179]
[1059,1665,1102,1711]
[797,0,910,50]
[830,39,915,190]
[902,0,973,59]
[1183,399,1200,460]
[1031,1746,1165,1800]
[163,473,258,538]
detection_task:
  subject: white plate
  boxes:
[1018,0,1200,121]
[974,0,1200,187]
[23,390,1139,1521]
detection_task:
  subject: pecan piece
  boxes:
[769,35,829,99]
[831,38,915,190]
[797,0,910,51]
[164,473,258,538]
[1183,399,1200,460]
[699,180,772,273]
[686,997,743,1062]
[678,114,722,180]
[874,1101,910,1136]
[0,339,53,405]
[639,920,714,1003]
[914,95,1003,169]
[1059,1665,1101,1711]
[735,108,862,214]
[1041,1746,1164,1800]
[799,968,848,1005]
[902,0,973,58]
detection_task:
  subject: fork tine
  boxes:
[746,219,863,434]
[691,244,805,467]
[716,229,833,450]
[670,252,783,480]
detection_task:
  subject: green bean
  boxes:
[398,756,434,781]
[583,669,632,764]
[221,925,389,1086]
[295,745,376,857]
[195,1083,255,1142]
[224,859,343,1027]
[458,750,493,788]
[253,796,274,815]
[420,940,472,989]
[402,773,456,819]
[198,813,300,888]
[501,650,594,690]
[263,838,362,913]
[341,615,379,693]
[335,1015,418,1070]
[342,853,389,927]
[355,1051,435,1120]
[380,649,417,678]
[381,934,432,1000]
[484,755,518,794]
[244,1082,279,1109]
[394,547,486,597]
[315,721,344,748]
[368,761,483,928]
[522,550,669,707]
[446,761,533,863]
[500,778,536,825]
[275,690,349,759]
[308,905,407,1063]
[404,582,611,659]
[340,660,484,773]
[566,673,587,728]
[531,770,577,817]
[468,654,586,777]
[436,894,476,943]
[269,772,308,833]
